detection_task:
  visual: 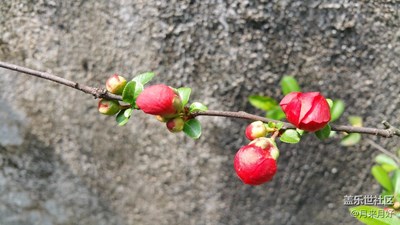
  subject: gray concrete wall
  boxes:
[1,1,399,224]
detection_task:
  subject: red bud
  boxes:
[234,143,278,185]
[136,84,182,117]
[280,92,330,132]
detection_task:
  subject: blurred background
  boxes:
[0,1,399,224]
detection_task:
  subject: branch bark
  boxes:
[0,61,122,101]
[1,61,399,138]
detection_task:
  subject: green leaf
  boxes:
[183,119,201,139]
[371,165,393,192]
[189,102,208,113]
[329,131,337,138]
[275,122,284,130]
[177,87,191,106]
[133,82,144,99]
[132,72,155,85]
[330,100,345,122]
[392,170,400,201]
[340,133,361,146]
[121,81,136,104]
[349,116,363,127]
[280,129,301,144]
[296,129,305,136]
[280,76,301,95]
[266,106,286,120]
[124,108,133,118]
[116,109,131,126]
[375,154,398,172]
[349,206,400,225]
[248,95,278,111]
[315,124,331,140]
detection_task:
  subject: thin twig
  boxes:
[0,61,122,101]
[1,61,399,138]
[365,139,400,165]
[193,111,400,138]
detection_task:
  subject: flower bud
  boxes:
[234,144,277,185]
[136,84,183,117]
[106,74,127,95]
[280,92,331,132]
[166,117,185,133]
[98,99,120,115]
[245,121,267,140]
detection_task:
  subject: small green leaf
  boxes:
[375,154,398,172]
[189,102,208,113]
[349,116,363,127]
[275,122,284,130]
[121,81,136,104]
[248,95,278,111]
[124,108,133,117]
[349,206,400,225]
[133,82,144,99]
[392,170,400,201]
[116,109,130,126]
[266,106,286,120]
[371,165,393,192]
[330,100,345,122]
[340,133,361,146]
[280,129,301,144]
[132,72,155,85]
[177,87,191,106]
[296,129,305,136]
[315,124,331,140]
[183,119,201,139]
[329,131,337,138]
[280,76,301,95]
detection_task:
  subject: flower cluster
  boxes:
[234,121,280,185]
[234,137,279,185]
[98,72,333,186]
[234,92,331,185]
[97,74,127,115]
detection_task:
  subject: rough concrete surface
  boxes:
[0,0,399,224]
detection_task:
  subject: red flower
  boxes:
[279,92,331,132]
[136,84,182,116]
[234,140,278,185]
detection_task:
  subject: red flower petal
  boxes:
[136,84,179,116]
[279,92,301,111]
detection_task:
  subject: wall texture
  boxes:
[1,0,399,224]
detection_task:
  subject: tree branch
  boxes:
[1,61,399,138]
[0,61,122,101]
[192,111,400,138]
[365,139,400,165]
